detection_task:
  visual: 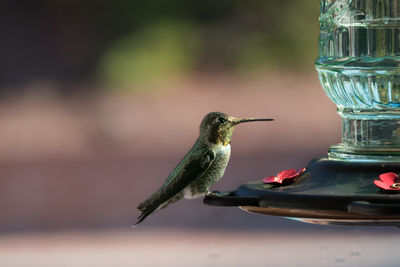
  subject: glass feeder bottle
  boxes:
[316,0,400,161]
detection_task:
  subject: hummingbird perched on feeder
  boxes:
[135,112,273,225]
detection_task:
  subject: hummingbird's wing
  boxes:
[135,148,216,225]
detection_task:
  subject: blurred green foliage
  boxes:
[98,21,199,88]
[96,0,319,89]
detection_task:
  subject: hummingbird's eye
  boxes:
[218,117,227,124]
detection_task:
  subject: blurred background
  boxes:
[0,1,398,266]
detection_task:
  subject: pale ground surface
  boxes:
[0,228,399,267]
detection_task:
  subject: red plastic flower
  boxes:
[374,172,400,191]
[262,168,306,185]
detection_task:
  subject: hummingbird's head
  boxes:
[199,112,273,146]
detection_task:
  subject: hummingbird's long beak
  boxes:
[232,117,274,125]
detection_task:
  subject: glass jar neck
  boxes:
[328,109,400,161]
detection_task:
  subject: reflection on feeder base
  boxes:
[240,206,400,226]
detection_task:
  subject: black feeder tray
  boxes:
[204,158,400,226]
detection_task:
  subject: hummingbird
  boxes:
[135,112,273,225]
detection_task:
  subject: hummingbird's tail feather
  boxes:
[135,191,184,225]
[135,198,158,225]
[135,209,153,225]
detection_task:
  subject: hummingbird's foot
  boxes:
[206,190,232,197]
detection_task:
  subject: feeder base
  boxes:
[204,158,400,226]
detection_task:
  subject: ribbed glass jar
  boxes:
[316,0,400,161]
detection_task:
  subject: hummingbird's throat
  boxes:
[217,135,231,146]
[207,133,231,146]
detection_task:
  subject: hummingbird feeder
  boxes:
[204,0,400,226]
